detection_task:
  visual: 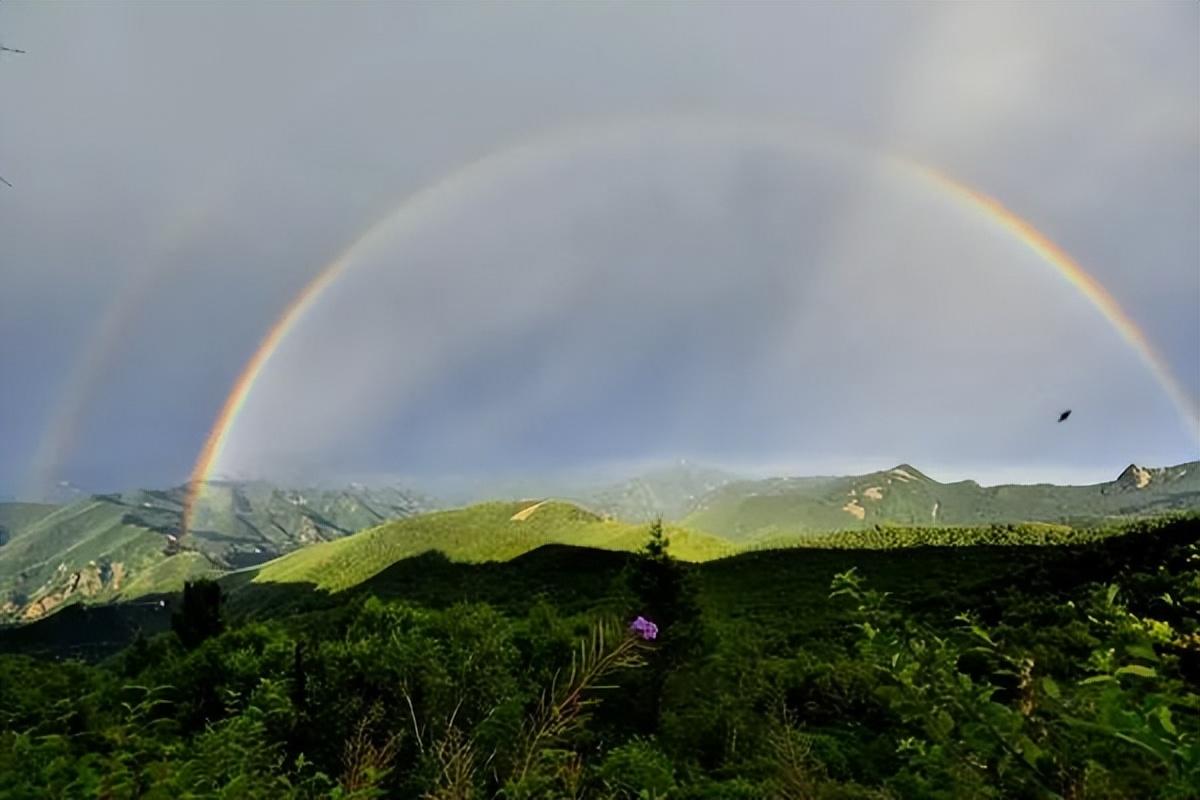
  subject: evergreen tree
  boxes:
[171,578,224,649]
[624,518,704,730]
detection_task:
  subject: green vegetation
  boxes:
[245,501,733,595]
[0,502,57,545]
[686,461,1200,539]
[0,483,429,622]
[1,514,1197,798]
[0,499,172,620]
[3,461,1195,623]
[117,552,218,599]
[749,515,1197,550]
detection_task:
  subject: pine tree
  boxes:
[171,579,224,649]
[624,518,704,731]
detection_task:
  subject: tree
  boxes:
[624,518,704,731]
[627,518,699,634]
[172,579,224,649]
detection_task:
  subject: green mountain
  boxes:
[0,482,430,622]
[231,499,733,603]
[430,462,742,522]
[5,461,1197,625]
[0,502,57,547]
[685,461,1200,540]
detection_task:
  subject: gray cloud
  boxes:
[0,2,1195,497]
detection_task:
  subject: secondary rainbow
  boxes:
[181,117,1199,534]
[26,193,219,500]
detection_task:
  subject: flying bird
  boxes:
[1058,409,1072,423]
[0,176,11,188]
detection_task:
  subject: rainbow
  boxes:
[26,199,215,500]
[181,116,1199,534]
[912,164,1198,438]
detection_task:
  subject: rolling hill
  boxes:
[0,482,430,622]
[3,460,1197,626]
[4,511,1195,663]
[684,461,1200,540]
[232,499,733,601]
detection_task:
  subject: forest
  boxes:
[1,514,1197,799]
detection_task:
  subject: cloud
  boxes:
[0,3,1194,495]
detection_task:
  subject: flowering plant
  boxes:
[629,616,658,641]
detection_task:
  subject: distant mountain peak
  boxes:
[886,464,929,482]
[1116,464,1152,489]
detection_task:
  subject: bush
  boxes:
[597,738,677,799]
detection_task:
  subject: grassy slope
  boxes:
[118,551,218,599]
[0,501,167,600]
[5,514,1195,660]
[0,503,59,544]
[0,484,431,621]
[246,500,733,595]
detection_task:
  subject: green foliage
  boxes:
[627,519,701,634]
[248,502,733,600]
[829,564,1200,799]
[597,738,676,799]
[686,463,1200,540]
[0,484,429,623]
[0,515,1197,798]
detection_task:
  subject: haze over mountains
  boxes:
[1,460,1197,624]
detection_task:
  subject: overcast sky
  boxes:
[1,1,1197,499]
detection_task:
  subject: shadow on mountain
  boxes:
[352,544,633,614]
[4,517,1197,662]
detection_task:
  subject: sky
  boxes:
[0,1,1197,500]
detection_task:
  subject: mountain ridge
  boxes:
[2,460,1196,623]
[684,460,1200,539]
[0,481,431,622]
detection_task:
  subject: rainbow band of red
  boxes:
[917,164,1197,435]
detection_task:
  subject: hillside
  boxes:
[5,461,1197,625]
[1,516,1195,799]
[0,482,430,622]
[0,502,57,547]
[685,461,1200,539]
[234,499,733,601]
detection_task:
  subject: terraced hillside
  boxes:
[685,461,1200,540]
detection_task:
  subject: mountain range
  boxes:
[683,461,1200,540]
[0,460,1196,624]
[0,482,430,622]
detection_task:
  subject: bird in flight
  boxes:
[1058,409,1072,423]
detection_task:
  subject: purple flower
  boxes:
[630,616,658,641]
